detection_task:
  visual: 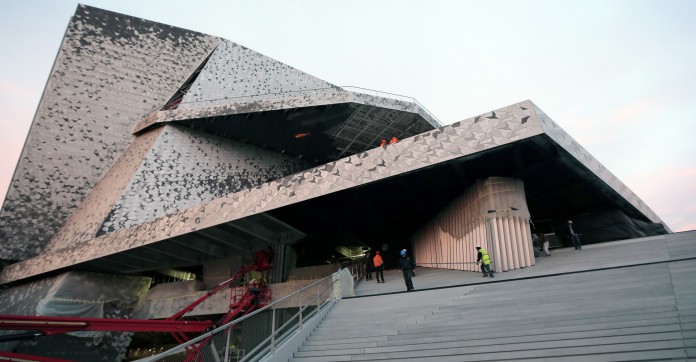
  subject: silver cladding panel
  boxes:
[101,124,311,234]
[44,128,165,251]
[533,104,668,229]
[180,39,335,108]
[134,88,440,134]
[0,4,218,260]
[1,100,545,283]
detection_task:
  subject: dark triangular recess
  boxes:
[161,48,216,111]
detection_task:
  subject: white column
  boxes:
[503,215,520,269]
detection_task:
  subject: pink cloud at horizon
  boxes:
[627,165,696,232]
[0,80,36,202]
[560,96,667,147]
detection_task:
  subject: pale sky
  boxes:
[1,0,694,232]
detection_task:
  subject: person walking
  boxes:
[364,251,373,280]
[566,220,582,250]
[373,251,385,283]
[401,249,416,276]
[397,249,415,291]
[476,246,494,277]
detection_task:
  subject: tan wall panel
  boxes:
[413,177,535,274]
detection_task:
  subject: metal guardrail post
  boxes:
[299,305,304,330]
[270,306,276,354]
[210,340,222,362]
[223,327,231,362]
[136,274,341,362]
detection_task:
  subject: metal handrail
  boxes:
[153,85,440,125]
[340,86,441,125]
[135,271,341,362]
[417,262,486,265]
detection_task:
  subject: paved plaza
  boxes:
[355,231,695,297]
[290,231,696,361]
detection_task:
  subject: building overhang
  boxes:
[0,100,668,284]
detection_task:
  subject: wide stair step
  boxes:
[290,259,695,361]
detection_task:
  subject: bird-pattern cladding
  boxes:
[180,39,336,108]
[0,5,218,260]
[99,124,311,235]
[2,100,548,283]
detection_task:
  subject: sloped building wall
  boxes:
[1,101,548,284]
[413,177,535,273]
[44,127,165,251]
[0,5,218,260]
[180,39,336,109]
[533,104,668,230]
[99,124,312,234]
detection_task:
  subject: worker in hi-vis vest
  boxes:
[476,246,495,278]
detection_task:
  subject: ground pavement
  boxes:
[290,230,696,361]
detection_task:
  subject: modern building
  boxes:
[0,4,669,360]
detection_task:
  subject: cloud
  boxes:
[559,97,666,146]
[608,98,663,126]
[0,80,35,201]
[0,80,33,98]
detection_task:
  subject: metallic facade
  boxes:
[1,99,598,283]
[0,5,218,260]
[534,106,664,225]
[2,96,669,282]
[0,5,670,360]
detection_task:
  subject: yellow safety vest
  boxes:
[480,249,491,265]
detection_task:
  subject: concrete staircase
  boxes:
[291,259,695,361]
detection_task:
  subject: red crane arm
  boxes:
[0,351,75,362]
[166,264,257,321]
[0,315,212,335]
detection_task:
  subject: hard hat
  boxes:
[400,250,406,256]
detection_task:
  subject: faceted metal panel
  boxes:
[133,89,440,134]
[180,39,335,109]
[0,100,544,283]
[533,104,668,228]
[100,124,311,234]
[44,127,164,251]
[0,5,218,260]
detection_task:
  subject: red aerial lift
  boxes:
[0,249,274,362]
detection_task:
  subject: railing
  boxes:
[339,257,368,287]
[340,86,441,125]
[149,85,441,126]
[133,270,346,362]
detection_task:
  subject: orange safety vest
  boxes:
[373,254,384,267]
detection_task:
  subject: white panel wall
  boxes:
[414,177,535,273]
